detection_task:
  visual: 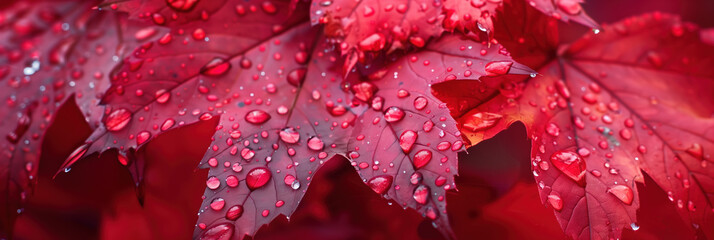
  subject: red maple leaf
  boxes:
[0,1,162,236]
[435,0,714,238]
[54,0,532,239]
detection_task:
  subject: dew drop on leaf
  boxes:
[246,167,271,190]
[413,149,432,169]
[549,150,586,182]
[410,172,423,185]
[367,175,393,194]
[210,198,225,211]
[413,185,430,204]
[399,130,417,153]
[136,131,151,145]
[307,136,324,151]
[413,96,428,110]
[104,108,132,132]
[547,194,564,211]
[199,223,234,240]
[462,112,502,132]
[384,106,405,122]
[245,110,271,124]
[607,184,634,205]
[279,127,300,144]
[484,61,513,76]
[225,205,244,221]
[201,58,231,76]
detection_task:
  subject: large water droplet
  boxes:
[413,149,432,169]
[287,68,307,86]
[279,127,300,144]
[384,106,405,122]
[166,0,199,11]
[210,198,225,210]
[104,108,132,132]
[245,110,271,124]
[225,205,244,221]
[547,194,563,211]
[413,97,428,110]
[201,58,231,76]
[462,112,502,131]
[351,82,377,102]
[359,33,386,52]
[307,136,324,151]
[550,150,586,183]
[367,175,393,194]
[199,223,234,240]
[607,184,634,205]
[413,185,430,204]
[399,130,417,153]
[136,131,151,145]
[246,167,271,190]
[485,61,513,76]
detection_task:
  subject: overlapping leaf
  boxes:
[57,1,533,239]
[0,0,159,236]
[435,9,714,239]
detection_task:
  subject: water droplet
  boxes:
[136,131,151,145]
[410,172,423,185]
[287,68,307,86]
[462,112,502,131]
[201,58,231,76]
[226,175,239,188]
[413,97,428,110]
[399,130,417,153]
[384,106,405,122]
[550,150,586,182]
[155,89,171,104]
[556,0,582,15]
[619,129,632,140]
[631,223,640,231]
[413,185,430,204]
[608,184,634,205]
[307,136,324,151]
[192,28,206,40]
[240,148,255,160]
[261,1,278,14]
[351,82,377,102]
[367,175,393,194]
[485,61,513,76]
[435,176,447,186]
[206,176,220,190]
[225,205,244,221]
[279,127,300,144]
[199,223,233,240]
[246,167,271,190]
[161,119,175,131]
[245,110,271,124]
[104,108,132,131]
[166,0,198,11]
[359,33,386,52]
[547,194,563,211]
[686,143,703,159]
[210,198,225,210]
[546,123,560,137]
[413,150,432,169]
